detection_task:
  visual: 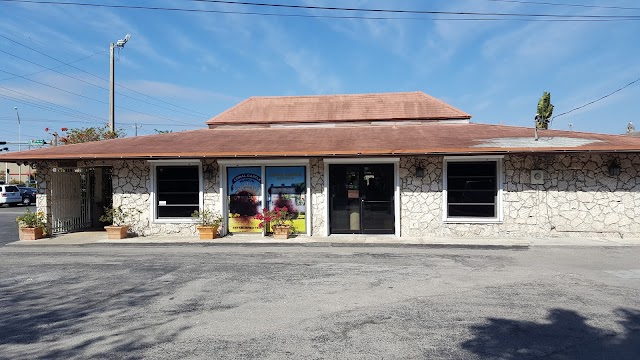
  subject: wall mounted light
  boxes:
[608,161,621,176]
[415,165,424,178]
[204,166,214,180]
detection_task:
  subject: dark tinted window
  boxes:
[5,186,19,192]
[156,165,199,218]
[447,161,497,218]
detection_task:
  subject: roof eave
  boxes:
[2,147,639,162]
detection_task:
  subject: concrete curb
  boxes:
[7,232,640,248]
[5,241,531,250]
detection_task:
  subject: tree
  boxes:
[46,126,124,145]
[536,92,554,130]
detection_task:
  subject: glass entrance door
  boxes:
[329,164,395,234]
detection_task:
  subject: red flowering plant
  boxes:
[255,207,294,229]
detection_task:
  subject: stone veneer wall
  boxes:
[109,159,222,237]
[400,153,640,238]
[36,159,222,237]
[36,153,640,239]
[309,158,326,236]
[33,161,53,235]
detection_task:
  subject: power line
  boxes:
[0,33,210,118]
[0,86,106,122]
[0,87,199,129]
[0,48,207,119]
[0,117,197,128]
[182,0,640,17]
[482,0,640,11]
[0,68,202,126]
[0,117,98,125]
[2,0,640,21]
[0,68,110,104]
[553,75,640,120]
[0,49,107,82]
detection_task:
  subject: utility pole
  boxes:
[131,123,142,136]
[109,34,132,132]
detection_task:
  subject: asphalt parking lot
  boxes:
[0,244,638,359]
[0,204,34,245]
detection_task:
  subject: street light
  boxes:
[109,34,131,132]
[14,107,21,183]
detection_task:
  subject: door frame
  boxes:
[324,158,400,237]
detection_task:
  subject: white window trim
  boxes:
[219,160,311,236]
[442,156,504,224]
[323,158,401,237]
[149,160,203,224]
[323,157,400,164]
[218,159,310,166]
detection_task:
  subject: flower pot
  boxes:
[19,227,44,240]
[272,225,291,239]
[196,225,219,240]
[104,225,129,239]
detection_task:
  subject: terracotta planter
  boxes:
[104,225,129,239]
[272,225,291,239]
[196,225,219,240]
[19,227,44,241]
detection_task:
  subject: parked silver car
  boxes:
[0,185,22,206]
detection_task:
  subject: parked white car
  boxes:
[0,185,22,206]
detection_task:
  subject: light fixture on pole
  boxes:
[109,34,131,133]
[14,107,21,183]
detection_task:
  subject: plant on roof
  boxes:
[535,92,554,130]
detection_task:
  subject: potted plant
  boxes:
[16,209,46,240]
[99,205,140,239]
[255,206,294,239]
[192,209,223,239]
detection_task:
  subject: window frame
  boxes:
[442,156,504,223]
[218,159,311,236]
[149,160,203,223]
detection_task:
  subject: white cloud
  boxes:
[258,22,343,94]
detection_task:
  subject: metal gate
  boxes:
[51,168,94,234]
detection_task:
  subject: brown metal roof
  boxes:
[206,91,471,125]
[3,123,640,161]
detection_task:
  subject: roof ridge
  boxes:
[206,97,253,123]
[237,91,425,100]
[417,92,471,118]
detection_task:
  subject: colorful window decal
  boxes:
[227,167,262,233]
[266,166,306,233]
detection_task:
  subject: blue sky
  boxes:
[1,0,640,151]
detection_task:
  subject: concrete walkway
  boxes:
[6,231,640,247]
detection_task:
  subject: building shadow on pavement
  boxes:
[0,270,192,359]
[462,308,640,359]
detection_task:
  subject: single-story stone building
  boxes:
[3,91,640,239]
